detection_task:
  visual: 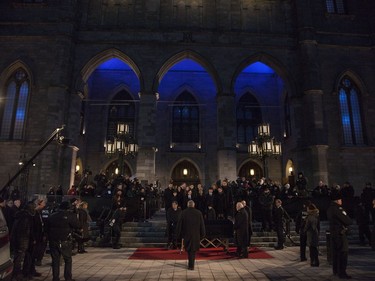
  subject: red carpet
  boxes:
[129,247,273,260]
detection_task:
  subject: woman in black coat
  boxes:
[234,202,249,258]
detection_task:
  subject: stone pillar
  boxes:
[310,145,329,186]
[216,93,237,180]
[135,92,157,182]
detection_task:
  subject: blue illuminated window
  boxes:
[338,77,364,145]
[172,91,199,143]
[0,69,29,140]
[237,93,262,144]
[107,90,136,140]
[326,0,347,14]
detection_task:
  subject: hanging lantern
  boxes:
[258,123,270,137]
[117,122,129,135]
[248,141,259,156]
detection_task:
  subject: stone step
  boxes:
[122,231,166,237]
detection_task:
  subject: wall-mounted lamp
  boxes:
[115,168,119,175]
[183,168,188,176]
[250,169,255,176]
[75,164,81,172]
[288,167,293,174]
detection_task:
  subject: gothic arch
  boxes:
[103,158,134,178]
[0,60,34,87]
[171,83,200,102]
[333,69,369,96]
[231,52,296,99]
[238,159,263,179]
[77,48,144,97]
[153,50,222,94]
[170,158,201,185]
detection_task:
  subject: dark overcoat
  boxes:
[304,209,320,247]
[234,208,249,247]
[327,202,352,252]
[176,207,206,252]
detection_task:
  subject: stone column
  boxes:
[216,93,237,180]
[135,92,157,182]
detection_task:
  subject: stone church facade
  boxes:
[0,0,374,195]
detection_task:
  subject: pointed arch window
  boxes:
[107,90,136,140]
[0,69,30,140]
[237,92,262,144]
[172,91,199,143]
[338,77,365,145]
[326,0,347,14]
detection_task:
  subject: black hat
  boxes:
[69,197,78,204]
[330,190,343,201]
[59,201,70,210]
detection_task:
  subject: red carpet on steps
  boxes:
[128,247,273,260]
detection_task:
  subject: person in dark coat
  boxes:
[295,200,310,262]
[327,191,352,279]
[215,187,227,219]
[166,201,181,249]
[176,200,206,270]
[304,203,320,267]
[356,202,371,246]
[110,205,127,249]
[46,201,81,281]
[234,202,249,258]
[241,200,253,247]
[273,199,285,250]
[77,201,91,253]
[11,201,36,281]
[259,187,274,232]
[164,183,174,212]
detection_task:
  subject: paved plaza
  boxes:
[33,245,374,281]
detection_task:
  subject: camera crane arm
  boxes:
[0,125,65,195]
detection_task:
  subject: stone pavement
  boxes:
[34,245,374,281]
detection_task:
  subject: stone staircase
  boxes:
[120,209,361,248]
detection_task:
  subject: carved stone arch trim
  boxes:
[171,83,200,102]
[153,49,222,94]
[333,69,369,97]
[78,48,144,97]
[231,52,296,99]
[236,86,261,102]
[109,83,138,102]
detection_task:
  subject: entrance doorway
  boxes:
[105,160,132,179]
[171,160,200,187]
[238,161,263,179]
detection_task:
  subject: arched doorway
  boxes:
[105,160,132,179]
[238,161,263,179]
[171,160,200,187]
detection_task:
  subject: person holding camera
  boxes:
[46,201,81,281]
[327,190,352,279]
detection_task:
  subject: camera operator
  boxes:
[46,201,81,281]
[110,205,127,249]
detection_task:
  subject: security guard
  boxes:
[46,201,81,281]
[327,191,352,279]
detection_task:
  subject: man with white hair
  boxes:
[234,202,249,258]
[176,200,205,270]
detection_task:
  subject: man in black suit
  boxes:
[176,200,205,270]
[234,202,249,258]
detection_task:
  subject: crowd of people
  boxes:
[0,195,91,281]
[1,170,375,279]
